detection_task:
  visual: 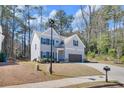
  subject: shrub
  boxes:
[108,49,116,58]
[120,56,124,63]
[41,58,48,63]
[39,58,55,63]
[0,52,6,62]
[87,51,95,58]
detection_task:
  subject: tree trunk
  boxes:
[11,6,16,57]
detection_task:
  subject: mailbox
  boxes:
[103,66,110,71]
[103,66,111,82]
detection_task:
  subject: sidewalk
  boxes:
[5,75,114,88]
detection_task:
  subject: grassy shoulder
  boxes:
[63,81,123,88]
[87,55,124,68]
[0,62,103,87]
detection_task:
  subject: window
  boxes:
[49,52,54,59]
[40,51,42,58]
[35,44,37,50]
[73,40,78,46]
[42,52,46,58]
[46,52,49,58]
[56,40,59,43]
[60,41,64,45]
[50,39,54,46]
[41,38,45,44]
[53,52,54,58]
[41,38,43,44]
[41,37,54,46]
[53,40,54,46]
[41,51,51,58]
[46,39,50,45]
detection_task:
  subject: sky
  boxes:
[30,5,86,31]
[29,5,88,30]
[46,5,82,15]
[29,5,124,31]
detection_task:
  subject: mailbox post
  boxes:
[103,66,110,82]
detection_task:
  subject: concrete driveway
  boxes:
[84,63,124,84]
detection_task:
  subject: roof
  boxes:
[60,36,67,40]
[32,28,85,48]
[33,28,67,40]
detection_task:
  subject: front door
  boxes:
[58,50,64,61]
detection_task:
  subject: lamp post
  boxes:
[49,19,54,74]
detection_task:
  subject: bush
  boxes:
[120,56,124,63]
[108,49,116,58]
[87,51,95,58]
[0,52,6,62]
[39,58,55,63]
[40,58,48,63]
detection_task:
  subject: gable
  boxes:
[42,28,60,38]
[74,34,85,48]
[31,32,40,45]
[64,34,85,48]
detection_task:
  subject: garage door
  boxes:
[69,54,82,62]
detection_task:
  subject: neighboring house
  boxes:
[0,26,4,52]
[31,28,85,62]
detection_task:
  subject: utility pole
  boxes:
[49,19,54,74]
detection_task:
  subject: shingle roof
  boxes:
[34,29,67,40]
[32,29,85,48]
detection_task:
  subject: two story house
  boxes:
[0,26,4,52]
[31,28,85,62]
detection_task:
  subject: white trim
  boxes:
[40,34,61,38]
[65,47,83,51]
[56,48,64,61]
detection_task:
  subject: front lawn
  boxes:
[39,63,103,77]
[0,62,102,87]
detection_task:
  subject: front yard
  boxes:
[0,62,102,87]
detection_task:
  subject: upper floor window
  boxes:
[41,37,54,46]
[73,40,78,46]
[41,38,46,44]
[46,39,50,45]
[56,40,59,43]
[60,41,64,45]
[35,44,37,50]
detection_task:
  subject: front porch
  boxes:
[56,48,65,62]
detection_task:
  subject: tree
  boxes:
[97,33,110,55]
[46,10,73,35]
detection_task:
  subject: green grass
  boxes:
[62,81,121,88]
[87,56,124,68]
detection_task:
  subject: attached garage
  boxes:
[69,54,82,62]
